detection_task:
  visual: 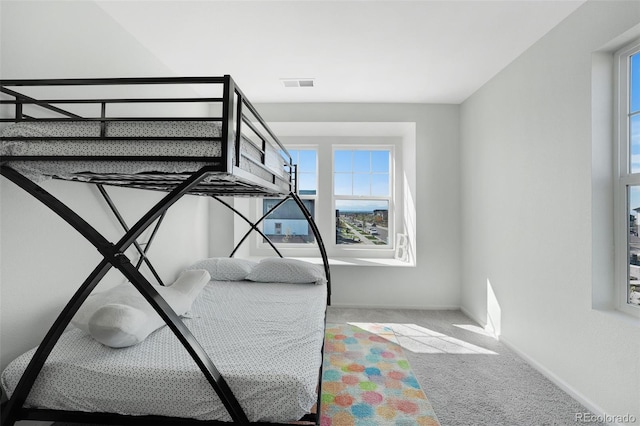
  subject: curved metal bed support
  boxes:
[0,166,250,426]
[212,195,286,259]
[211,192,332,305]
[97,183,167,286]
[289,191,332,304]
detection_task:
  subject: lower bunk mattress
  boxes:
[1,279,327,423]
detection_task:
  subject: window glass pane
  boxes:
[298,174,316,195]
[335,200,389,246]
[371,151,389,173]
[371,173,390,196]
[281,149,293,161]
[628,186,640,306]
[631,52,640,114]
[334,173,352,195]
[262,198,315,244]
[289,148,317,195]
[334,150,352,173]
[631,114,640,174]
[353,174,370,196]
[353,151,371,173]
[298,149,317,173]
[334,149,391,197]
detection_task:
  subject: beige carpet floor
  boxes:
[326,307,606,426]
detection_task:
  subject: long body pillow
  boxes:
[71,269,210,348]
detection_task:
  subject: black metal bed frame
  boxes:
[0,76,331,426]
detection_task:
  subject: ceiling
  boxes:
[96,1,585,104]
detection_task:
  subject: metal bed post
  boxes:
[0,166,250,426]
[15,101,22,121]
[234,87,243,169]
[222,75,237,173]
[100,102,107,137]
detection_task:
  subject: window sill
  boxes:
[280,256,416,267]
[593,307,640,327]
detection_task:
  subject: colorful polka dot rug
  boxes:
[321,323,441,426]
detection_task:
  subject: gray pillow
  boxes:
[186,257,257,281]
[246,257,326,285]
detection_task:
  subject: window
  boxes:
[262,148,317,245]
[261,146,395,250]
[615,40,640,313]
[253,133,408,262]
[334,148,392,247]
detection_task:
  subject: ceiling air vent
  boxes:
[281,78,315,88]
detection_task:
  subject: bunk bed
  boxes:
[0,76,332,426]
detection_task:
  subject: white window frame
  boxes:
[331,145,395,251]
[614,38,640,317]
[252,138,401,260]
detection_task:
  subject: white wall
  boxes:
[0,1,209,373]
[460,0,640,420]
[250,103,461,309]
[7,0,636,422]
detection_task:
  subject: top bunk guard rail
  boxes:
[0,76,294,197]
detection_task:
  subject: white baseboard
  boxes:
[498,335,623,426]
[460,306,635,426]
[339,304,630,425]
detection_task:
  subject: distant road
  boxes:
[342,222,374,244]
[375,226,389,243]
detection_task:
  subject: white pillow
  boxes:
[246,257,326,285]
[71,269,210,348]
[185,257,256,281]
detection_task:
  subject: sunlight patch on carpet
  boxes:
[348,322,497,355]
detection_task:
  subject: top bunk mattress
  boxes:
[0,121,288,189]
[1,279,327,423]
